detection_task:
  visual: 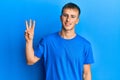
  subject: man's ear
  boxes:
[60,15,62,21]
[76,18,80,24]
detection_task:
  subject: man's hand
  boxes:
[25,19,35,42]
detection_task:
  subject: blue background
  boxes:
[0,0,120,80]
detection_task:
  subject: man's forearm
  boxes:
[83,71,91,80]
[26,41,35,65]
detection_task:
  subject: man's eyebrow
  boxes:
[71,14,76,17]
[63,12,68,14]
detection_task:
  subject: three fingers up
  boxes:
[25,19,35,42]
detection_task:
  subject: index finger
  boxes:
[25,20,29,29]
[32,20,35,30]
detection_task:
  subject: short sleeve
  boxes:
[34,38,46,58]
[84,43,94,64]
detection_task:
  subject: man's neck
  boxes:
[60,29,76,39]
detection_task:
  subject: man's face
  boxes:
[61,8,79,31]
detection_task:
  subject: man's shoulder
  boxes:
[44,32,58,38]
[76,34,91,46]
[42,32,58,41]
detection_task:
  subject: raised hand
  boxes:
[24,19,35,42]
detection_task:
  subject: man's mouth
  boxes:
[65,23,72,26]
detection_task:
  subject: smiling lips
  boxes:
[65,22,72,26]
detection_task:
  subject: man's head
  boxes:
[61,2,81,18]
[60,3,81,31]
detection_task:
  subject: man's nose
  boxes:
[66,16,70,22]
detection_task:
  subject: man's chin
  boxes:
[62,27,73,31]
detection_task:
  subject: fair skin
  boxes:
[25,20,40,65]
[83,64,92,80]
[25,8,92,80]
[60,8,79,39]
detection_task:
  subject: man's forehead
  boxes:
[63,8,78,11]
[63,8,79,15]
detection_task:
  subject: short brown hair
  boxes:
[61,2,81,17]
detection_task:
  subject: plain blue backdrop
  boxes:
[0,0,120,80]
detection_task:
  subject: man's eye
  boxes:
[63,14,68,17]
[71,15,76,18]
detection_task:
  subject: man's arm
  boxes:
[25,19,40,65]
[83,64,92,80]
[26,40,40,65]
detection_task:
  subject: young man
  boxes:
[25,2,94,80]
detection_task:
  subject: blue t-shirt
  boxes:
[35,32,94,80]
